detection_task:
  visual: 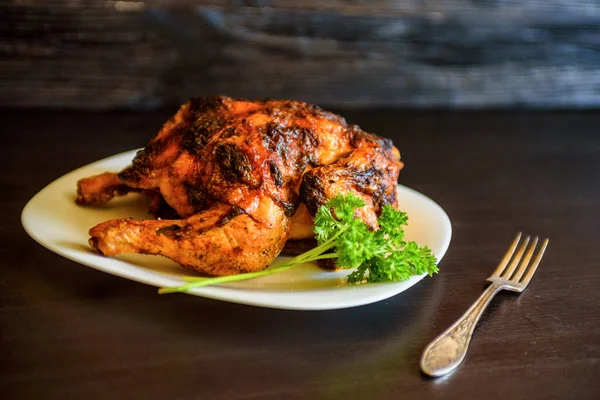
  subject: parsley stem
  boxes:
[158,264,295,294]
[300,253,339,261]
[294,230,343,263]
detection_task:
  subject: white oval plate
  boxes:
[22,150,451,310]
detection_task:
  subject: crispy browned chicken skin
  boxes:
[76,96,403,276]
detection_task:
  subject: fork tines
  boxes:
[489,232,549,289]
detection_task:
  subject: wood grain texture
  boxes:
[2,0,600,109]
[1,109,600,399]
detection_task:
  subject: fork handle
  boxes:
[420,282,503,377]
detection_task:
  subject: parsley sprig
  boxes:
[159,193,438,294]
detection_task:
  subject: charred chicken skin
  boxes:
[76,96,403,276]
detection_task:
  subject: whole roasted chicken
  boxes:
[77,96,403,276]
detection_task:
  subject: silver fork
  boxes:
[420,233,549,377]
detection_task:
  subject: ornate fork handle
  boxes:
[420,282,503,377]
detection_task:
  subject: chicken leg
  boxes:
[89,196,290,275]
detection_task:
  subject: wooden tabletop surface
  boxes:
[2,109,599,400]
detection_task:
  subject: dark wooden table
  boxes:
[2,109,599,400]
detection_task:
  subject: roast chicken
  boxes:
[76,96,403,276]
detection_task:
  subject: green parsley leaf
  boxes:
[313,204,339,243]
[335,218,378,268]
[326,193,365,223]
[377,204,407,242]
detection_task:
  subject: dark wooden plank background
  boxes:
[2,0,600,109]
